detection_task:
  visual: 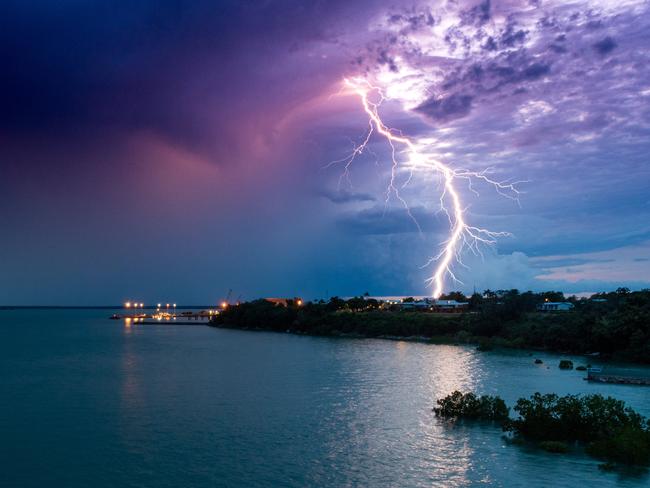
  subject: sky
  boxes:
[1,0,650,305]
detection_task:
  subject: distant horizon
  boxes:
[2,286,645,308]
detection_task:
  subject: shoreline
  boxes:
[208,291,650,366]
[208,322,649,368]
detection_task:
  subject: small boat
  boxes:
[109,314,122,320]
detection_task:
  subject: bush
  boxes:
[587,426,650,466]
[434,391,509,421]
[435,391,650,468]
[559,360,573,369]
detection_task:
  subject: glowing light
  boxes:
[339,77,520,297]
[125,301,131,308]
[297,299,303,306]
[221,301,228,309]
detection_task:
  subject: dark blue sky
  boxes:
[1,0,649,305]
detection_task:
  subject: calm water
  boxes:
[1,310,649,487]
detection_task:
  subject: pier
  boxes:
[110,305,221,325]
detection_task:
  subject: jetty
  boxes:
[110,309,218,325]
[586,368,650,386]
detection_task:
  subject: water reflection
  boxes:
[118,325,152,459]
[3,310,649,488]
[304,340,487,486]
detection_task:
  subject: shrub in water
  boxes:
[435,391,650,468]
[434,391,509,421]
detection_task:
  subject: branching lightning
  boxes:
[335,77,522,298]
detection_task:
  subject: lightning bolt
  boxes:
[335,77,522,298]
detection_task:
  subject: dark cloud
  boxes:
[549,43,567,54]
[483,36,498,51]
[320,189,376,204]
[0,0,381,160]
[415,94,473,123]
[593,36,617,54]
[377,49,399,72]
[461,0,491,27]
[500,24,527,47]
[387,8,435,29]
[523,62,550,79]
[337,206,443,235]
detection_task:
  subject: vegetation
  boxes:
[538,441,569,453]
[434,391,650,468]
[210,288,650,363]
[433,391,509,421]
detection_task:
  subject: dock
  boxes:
[110,310,217,325]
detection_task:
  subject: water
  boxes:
[1,309,649,487]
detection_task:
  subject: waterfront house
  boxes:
[399,300,431,310]
[432,299,469,313]
[536,301,574,312]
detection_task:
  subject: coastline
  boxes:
[208,321,648,367]
[207,290,650,365]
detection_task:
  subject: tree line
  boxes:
[210,288,650,363]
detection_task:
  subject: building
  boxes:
[536,301,574,312]
[399,300,431,310]
[397,298,469,313]
[432,299,469,313]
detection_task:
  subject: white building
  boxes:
[537,302,574,312]
[433,299,469,312]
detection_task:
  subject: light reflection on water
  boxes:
[1,309,649,488]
